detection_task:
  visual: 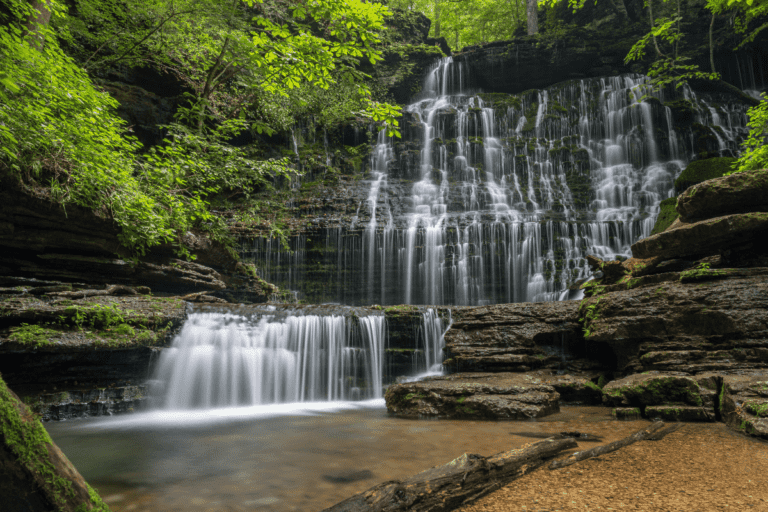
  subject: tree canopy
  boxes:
[0,0,402,256]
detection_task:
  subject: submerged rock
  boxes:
[385,372,560,420]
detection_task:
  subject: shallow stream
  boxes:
[46,404,654,512]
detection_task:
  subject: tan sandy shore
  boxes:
[461,422,768,512]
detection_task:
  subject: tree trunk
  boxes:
[648,0,663,57]
[434,0,441,38]
[23,0,52,48]
[324,438,577,512]
[526,0,538,35]
[710,12,717,74]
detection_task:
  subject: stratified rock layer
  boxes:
[443,302,585,373]
[580,269,768,374]
[385,373,560,419]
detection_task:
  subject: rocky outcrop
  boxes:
[676,168,768,222]
[385,373,560,419]
[0,184,273,301]
[720,372,768,440]
[443,302,593,373]
[0,375,110,511]
[631,212,768,260]
[580,268,768,374]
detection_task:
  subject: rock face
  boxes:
[385,373,560,420]
[720,372,768,440]
[0,184,272,301]
[580,268,768,374]
[443,302,594,373]
[0,375,110,512]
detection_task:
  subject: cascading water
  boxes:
[249,58,749,305]
[151,307,447,409]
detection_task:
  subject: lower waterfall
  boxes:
[151,307,448,409]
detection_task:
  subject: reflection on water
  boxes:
[46,405,653,511]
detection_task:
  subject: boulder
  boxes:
[645,405,715,422]
[602,373,706,408]
[720,372,768,440]
[631,212,768,260]
[0,375,110,511]
[384,373,560,420]
[676,168,768,222]
[612,407,642,420]
[443,302,583,373]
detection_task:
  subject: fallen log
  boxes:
[549,421,666,470]
[323,438,577,512]
[646,423,683,441]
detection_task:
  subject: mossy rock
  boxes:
[0,375,110,511]
[602,373,704,408]
[650,197,679,235]
[674,157,736,195]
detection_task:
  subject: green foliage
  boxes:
[388,0,527,48]
[8,324,58,348]
[679,262,728,282]
[650,197,679,235]
[729,93,768,175]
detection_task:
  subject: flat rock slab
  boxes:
[645,405,716,422]
[676,168,768,222]
[385,373,560,420]
[721,372,768,440]
[631,212,768,260]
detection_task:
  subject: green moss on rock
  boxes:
[0,375,110,511]
[650,197,679,235]
[675,157,736,194]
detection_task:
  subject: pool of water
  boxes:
[45,403,652,511]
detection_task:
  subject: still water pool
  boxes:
[46,403,650,511]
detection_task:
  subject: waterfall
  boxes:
[249,59,749,306]
[152,307,447,410]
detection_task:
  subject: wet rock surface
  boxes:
[385,372,561,420]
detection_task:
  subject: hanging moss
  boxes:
[674,157,736,194]
[650,197,679,235]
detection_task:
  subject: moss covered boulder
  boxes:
[720,373,768,440]
[541,374,603,405]
[0,374,110,511]
[385,372,560,420]
[602,373,706,408]
[674,157,735,195]
[676,168,768,222]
